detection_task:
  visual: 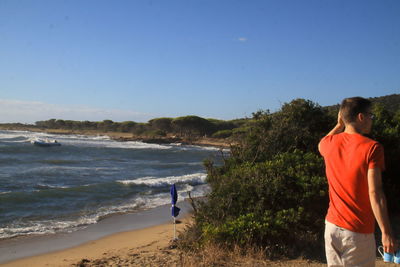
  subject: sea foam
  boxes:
[118,173,207,187]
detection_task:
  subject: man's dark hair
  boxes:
[340,97,372,123]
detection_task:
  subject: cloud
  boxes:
[0,99,153,123]
[238,37,248,42]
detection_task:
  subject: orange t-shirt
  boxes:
[319,132,385,233]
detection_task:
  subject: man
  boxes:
[318,97,397,266]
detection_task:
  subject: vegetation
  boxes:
[1,93,399,261]
[180,95,400,261]
[0,116,246,142]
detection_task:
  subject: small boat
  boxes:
[31,138,61,147]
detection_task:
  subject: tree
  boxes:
[119,121,137,132]
[172,116,214,138]
[149,118,173,133]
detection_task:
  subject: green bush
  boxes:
[212,129,233,139]
[183,99,334,259]
[195,150,327,258]
[144,129,167,137]
[183,97,400,260]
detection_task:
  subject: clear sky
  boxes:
[0,0,399,123]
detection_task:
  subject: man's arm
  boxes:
[326,111,345,136]
[318,111,345,152]
[368,168,398,253]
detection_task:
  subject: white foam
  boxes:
[34,183,70,190]
[1,130,225,152]
[0,216,100,239]
[118,173,207,187]
[0,130,48,141]
[0,194,163,239]
[0,182,210,239]
[56,137,173,150]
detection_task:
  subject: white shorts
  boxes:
[325,220,376,267]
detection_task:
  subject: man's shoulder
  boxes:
[319,133,344,155]
[355,134,380,146]
[320,132,343,143]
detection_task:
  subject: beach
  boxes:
[1,216,392,267]
[1,218,187,267]
[0,201,193,266]
[0,130,393,266]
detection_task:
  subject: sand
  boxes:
[1,216,392,267]
[1,218,187,267]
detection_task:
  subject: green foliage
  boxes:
[187,99,332,259]
[371,103,400,212]
[143,129,167,137]
[31,116,240,139]
[212,129,233,139]
[172,116,215,137]
[370,94,400,113]
[148,117,173,132]
[185,96,400,260]
[230,99,334,164]
[197,150,327,258]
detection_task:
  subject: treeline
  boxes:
[179,96,400,261]
[32,116,247,139]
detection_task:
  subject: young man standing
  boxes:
[319,97,397,266]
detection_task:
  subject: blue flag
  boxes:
[170,184,180,217]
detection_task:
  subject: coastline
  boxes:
[0,217,191,267]
[0,200,193,265]
[0,127,232,149]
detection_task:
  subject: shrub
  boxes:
[184,97,400,260]
[212,129,233,139]
[194,150,327,258]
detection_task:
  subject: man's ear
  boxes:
[357,113,365,122]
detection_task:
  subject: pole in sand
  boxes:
[170,184,180,240]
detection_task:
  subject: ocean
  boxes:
[0,130,224,240]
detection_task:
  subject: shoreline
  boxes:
[0,217,191,267]
[0,200,193,265]
[0,127,232,149]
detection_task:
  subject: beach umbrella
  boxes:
[170,184,180,240]
[170,184,180,217]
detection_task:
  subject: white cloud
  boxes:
[238,37,248,42]
[0,99,153,123]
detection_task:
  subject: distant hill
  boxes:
[369,93,400,113]
[324,93,400,114]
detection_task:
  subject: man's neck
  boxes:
[344,124,362,135]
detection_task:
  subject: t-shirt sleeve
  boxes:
[319,135,332,156]
[368,143,385,171]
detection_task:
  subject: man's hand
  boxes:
[325,111,345,136]
[382,232,398,253]
[368,168,398,253]
[337,110,344,129]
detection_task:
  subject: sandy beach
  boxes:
[1,218,188,267]
[0,201,194,267]
[0,211,392,267]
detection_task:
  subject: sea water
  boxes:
[0,130,224,239]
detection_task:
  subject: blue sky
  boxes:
[0,0,399,123]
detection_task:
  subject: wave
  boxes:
[29,132,173,150]
[0,193,166,239]
[0,216,99,239]
[34,183,70,190]
[43,136,173,150]
[118,172,207,187]
[0,130,224,152]
[0,181,210,239]
[0,130,47,141]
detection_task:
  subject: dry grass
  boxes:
[74,242,326,267]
